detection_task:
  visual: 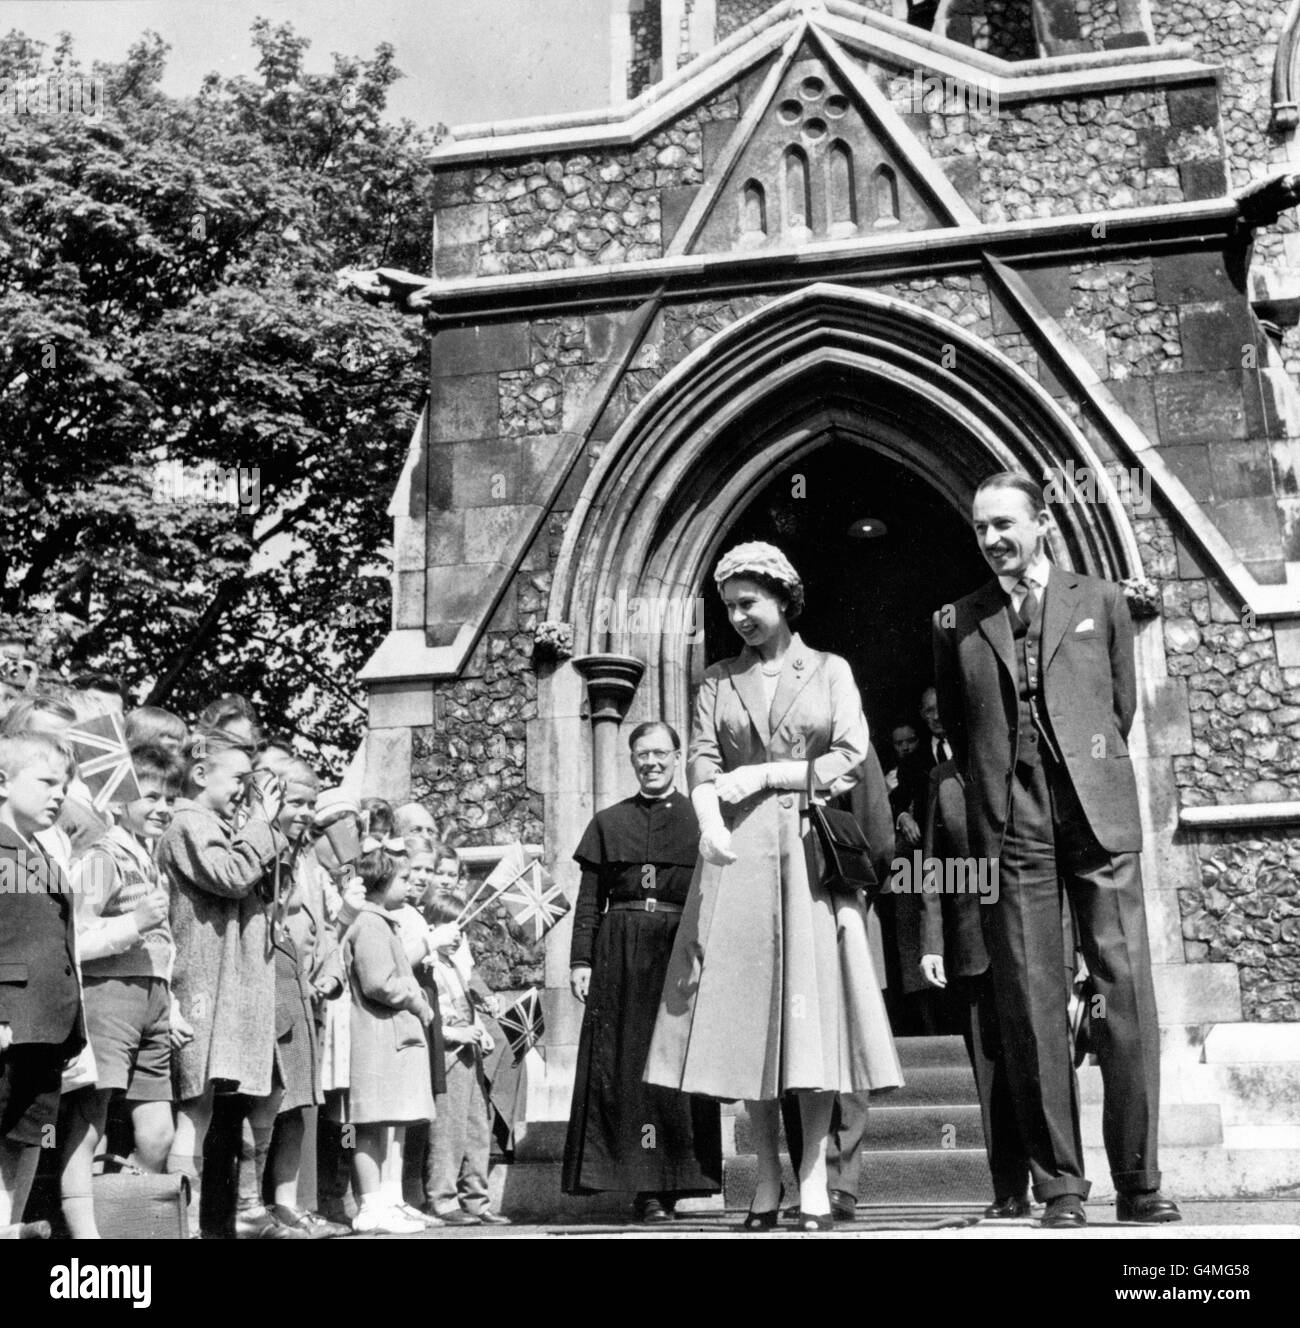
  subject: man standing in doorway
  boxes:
[891,688,956,1034]
[884,722,919,817]
[894,690,952,851]
[932,471,1179,1229]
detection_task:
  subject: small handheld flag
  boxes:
[456,841,532,926]
[499,860,569,943]
[66,712,142,813]
[496,987,545,1064]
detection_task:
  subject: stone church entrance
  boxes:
[699,433,988,735]
[357,1,1300,1206]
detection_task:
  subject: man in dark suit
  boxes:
[932,471,1179,1228]
[919,760,1032,1217]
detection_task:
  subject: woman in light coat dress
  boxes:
[644,542,902,1230]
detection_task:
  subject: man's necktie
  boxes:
[1016,577,1040,631]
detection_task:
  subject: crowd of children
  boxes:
[0,652,510,1239]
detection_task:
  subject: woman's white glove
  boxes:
[714,765,768,804]
[699,824,737,866]
[692,781,738,865]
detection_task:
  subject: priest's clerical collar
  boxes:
[635,788,676,801]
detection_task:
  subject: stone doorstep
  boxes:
[724,1149,993,1208]
[1200,1064,1300,1127]
[483,1148,1300,1217]
[1152,963,1244,1023]
[519,1094,1227,1158]
[1204,1024,1300,1064]
[1081,1102,1222,1148]
[1223,1125,1300,1149]
[1081,1148,1300,1202]
[1081,1060,1300,1127]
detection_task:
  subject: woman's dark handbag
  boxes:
[804,761,881,904]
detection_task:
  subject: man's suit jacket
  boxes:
[919,762,990,978]
[932,567,1142,859]
[0,825,85,1048]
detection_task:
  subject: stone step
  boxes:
[488,1160,724,1223]
[1082,1061,1300,1126]
[1202,1064,1300,1126]
[724,1149,991,1207]
[1082,1147,1300,1201]
[892,1035,970,1068]
[1152,963,1242,1023]
[1202,1023,1300,1064]
[880,1065,981,1107]
[481,1144,1300,1219]
[732,1104,986,1155]
[1222,1124,1300,1149]
[1080,1102,1223,1148]
[726,1099,1225,1158]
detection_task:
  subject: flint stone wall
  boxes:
[1153,1,1299,286]
[905,87,1215,224]
[433,92,739,279]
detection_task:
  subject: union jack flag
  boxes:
[496,987,545,1064]
[66,712,142,813]
[500,859,569,942]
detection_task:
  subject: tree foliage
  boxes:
[0,22,435,768]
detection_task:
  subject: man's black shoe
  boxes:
[1116,1191,1182,1224]
[633,1195,674,1224]
[983,1194,1031,1219]
[1040,1195,1086,1229]
[829,1189,857,1222]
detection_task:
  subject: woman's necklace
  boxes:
[760,656,783,676]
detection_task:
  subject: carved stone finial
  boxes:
[1121,576,1162,620]
[533,620,574,662]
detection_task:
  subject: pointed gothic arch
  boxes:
[548,282,1144,742]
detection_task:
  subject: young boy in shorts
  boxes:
[58,744,184,1238]
[0,732,84,1227]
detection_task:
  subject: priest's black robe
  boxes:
[561,790,722,1197]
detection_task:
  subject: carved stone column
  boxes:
[572,653,646,809]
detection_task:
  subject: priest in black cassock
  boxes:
[561,720,723,1221]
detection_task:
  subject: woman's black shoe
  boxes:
[793,1210,834,1232]
[740,1185,783,1231]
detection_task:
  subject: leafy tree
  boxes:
[0,22,436,768]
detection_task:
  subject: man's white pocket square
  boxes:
[1075,619,1095,633]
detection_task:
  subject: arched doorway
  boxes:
[699,434,988,733]
[548,282,1143,753]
